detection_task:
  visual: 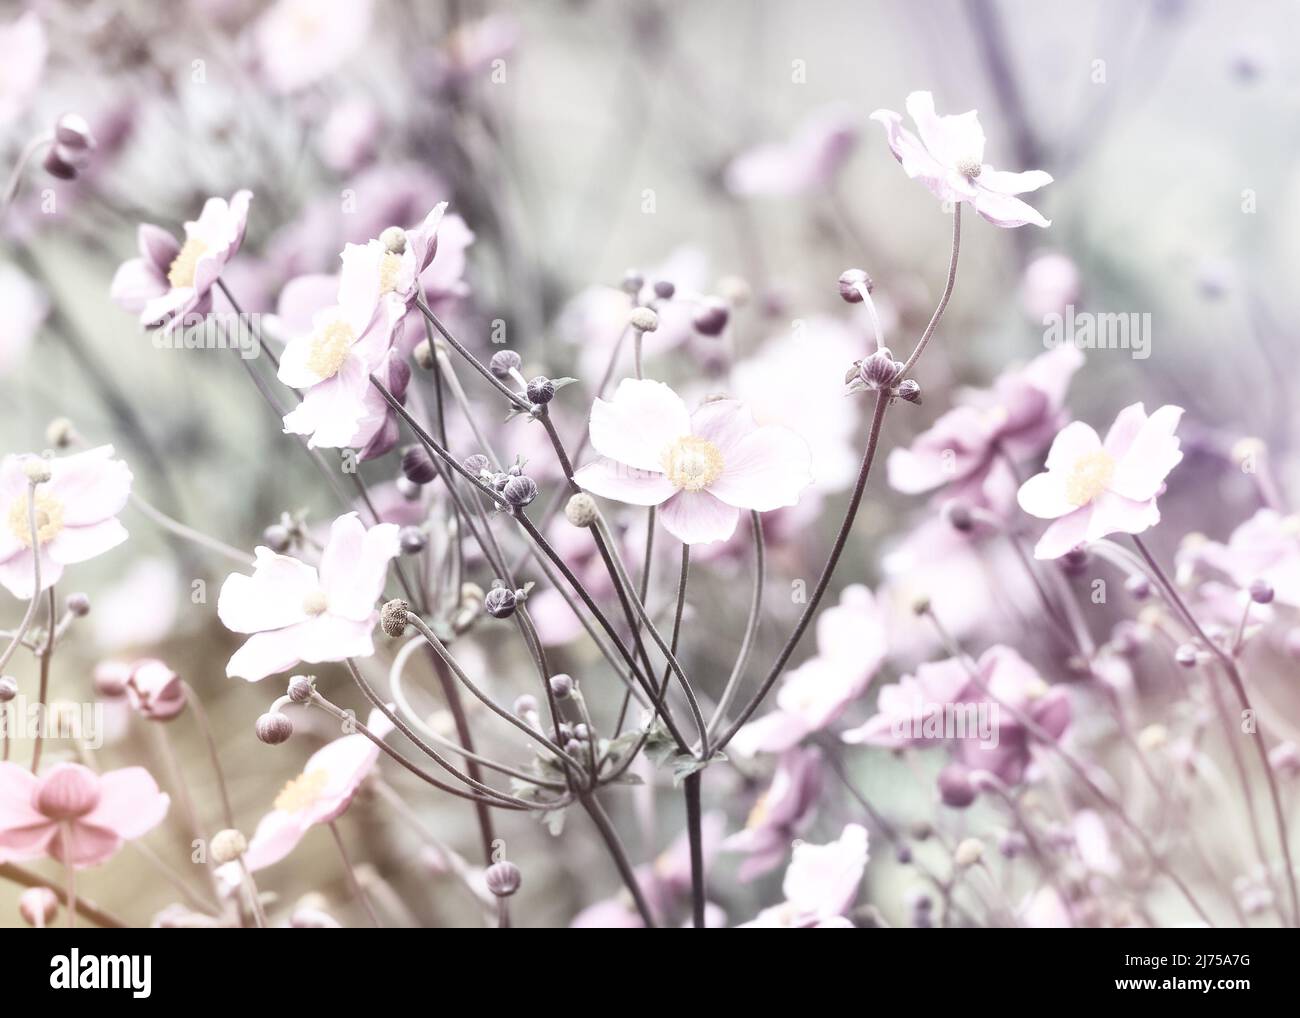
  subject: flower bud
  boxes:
[399,526,426,555]
[895,378,922,404]
[126,659,186,721]
[35,764,101,820]
[287,675,315,703]
[485,860,522,897]
[65,592,91,617]
[462,453,491,478]
[629,306,658,332]
[401,445,438,485]
[262,523,292,553]
[92,661,129,699]
[1124,574,1151,600]
[210,828,248,865]
[501,475,539,508]
[513,694,538,717]
[838,268,872,303]
[489,350,522,379]
[943,500,974,534]
[1175,643,1199,668]
[937,763,977,808]
[380,599,410,638]
[565,493,598,528]
[526,376,556,404]
[379,226,407,254]
[1249,578,1274,604]
[19,887,60,927]
[0,675,17,702]
[1060,548,1090,577]
[256,711,294,745]
[653,279,675,299]
[413,339,436,370]
[45,417,76,448]
[22,458,51,484]
[43,145,79,180]
[692,299,729,337]
[549,673,574,699]
[621,270,644,295]
[858,348,901,389]
[953,837,985,869]
[484,587,517,619]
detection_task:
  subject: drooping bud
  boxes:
[526,376,556,404]
[287,675,315,704]
[937,763,977,808]
[692,299,729,337]
[18,887,59,928]
[1249,578,1274,604]
[413,339,436,370]
[484,587,517,619]
[45,417,76,448]
[501,475,539,508]
[548,673,574,699]
[65,592,91,617]
[255,711,294,745]
[380,599,410,638]
[54,113,95,153]
[401,445,438,485]
[485,860,522,897]
[565,493,598,528]
[837,268,872,303]
[489,350,522,379]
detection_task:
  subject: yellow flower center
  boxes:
[305,320,355,379]
[301,590,329,616]
[1064,450,1115,507]
[745,792,771,831]
[662,436,724,492]
[378,251,403,295]
[274,768,330,813]
[7,492,65,548]
[167,236,209,289]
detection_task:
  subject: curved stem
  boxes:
[708,511,765,735]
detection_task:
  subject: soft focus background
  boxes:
[2,0,1299,927]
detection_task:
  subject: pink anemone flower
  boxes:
[738,823,868,928]
[871,91,1052,228]
[573,379,813,545]
[0,762,169,868]
[110,191,252,330]
[723,746,824,881]
[217,512,400,681]
[337,202,447,312]
[0,446,132,600]
[1017,403,1184,560]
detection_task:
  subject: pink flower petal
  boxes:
[1085,491,1160,543]
[217,548,319,634]
[45,445,133,526]
[1016,470,1074,520]
[1044,420,1102,472]
[0,548,62,599]
[978,168,1053,195]
[49,822,122,868]
[1032,506,1092,560]
[869,110,950,201]
[573,456,675,507]
[138,223,180,271]
[109,258,167,314]
[83,767,169,840]
[706,426,813,511]
[972,187,1050,228]
[657,490,740,545]
[225,623,314,681]
[1108,404,1183,501]
[240,808,309,873]
[45,519,128,566]
[906,91,985,167]
[588,378,691,472]
[319,513,399,622]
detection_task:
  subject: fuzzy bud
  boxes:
[937,763,977,809]
[484,586,517,619]
[489,350,522,379]
[262,523,292,553]
[653,279,675,299]
[565,493,598,528]
[462,453,492,478]
[501,475,539,508]
[485,860,522,897]
[210,828,248,865]
[513,694,538,717]
[837,268,873,303]
[379,226,407,254]
[45,417,76,448]
[380,599,410,638]
[22,458,51,484]
[953,837,985,869]
[549,673,574,699]
[413,339,436,370]
[0,675,17,703]
[858,348,901,389]
[255,712,293,745]
[1249,578,1274,604]
[19,887,60,927]
[399,526,426,555]
[65,592,91,617]
[526,376,556,404]
[401,445,438,485]
[629,306,659,333]
[692,299,729,337]
[895,378,922,404]
[287,675,315,704]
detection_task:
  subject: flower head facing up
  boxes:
[0,446,132,600]
[573,379,813,544]
[217,512,400,680]
[110,191,252,330]
[871,91,1052,228]
[1017,403,1184,560]
[0,762,169,868]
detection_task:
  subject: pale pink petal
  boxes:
[225,624,313,681]
[978,168,1053,195]
[1108,404,1183,501]
[706,427,813,511]
[49,822,122,868]
[574,456,675,507]
[688,399,758,459]
[782,823,868,918]
[319,514,399,622]
[869,110,950,200]
[45,445,133,525]
[0,548,62,599]
[82,767,170,840]
[1044,421,1102,473]
[588,378,691,472]
[297,614,378,664]
[729,710,814,757]
[1100,402,1149,459]
[1085,491,1160,543]
[217,548,319,634]
[0,763,44,830]
[973,187,1050,228]
[657,490,740,545]
[300,733,380,825]
[1016,470,1075,520]
[906,91,984,167]
[240,809,309,873]
[45,519,128,566]
[1032,507,1093,560]
[277,330,330,388]
[109,258,167,314]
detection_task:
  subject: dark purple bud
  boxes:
[489,350,521,379]
[501,475,539,508]
[653,279,675,299]
[484,586,517,619]
[937,763,977,809]
[401,445,438,485]
[692,299,729,337]
[896,378,922,404]
[838,268,873,303]
[255,712,293,745]
[1249,578,1274,604]
[526,376,555,404]
[485,861,522,897]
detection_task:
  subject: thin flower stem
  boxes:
[64,844,75,930]
[30,588,56,773]
[132,494,254,566]
[238,858,268,928]
[182,683,235,830]
[0,862,126,928]
[1131,535,1299,926]
[708,511,765,735]
[579,792,657,928]
[897,204,961,379]
[329,820,381,928]
[0,486,43,675]
[684,769,705,928]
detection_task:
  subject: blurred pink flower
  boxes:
[841,655,972,749]
[433,14,520,89]
[1021,251,1081,321]
[574,379,812,545]
[0,762,168,868]
[887,345,1083,507]
[0,12,46,126]
[1017,403,1184,560]
[0,446,132,600]
[110,191,252,331]
[217,512,400,680]
[319,96,383,174]
[871,91,1052,228]
[217,710,392,880]
[738,823,868,928]
[723,746,824,880]
[338,203,447,311]
[125,659,186,721]
[1199,509,1300,608]
[732,585,886,755]
[252,0,372,93]
[726,106,858,196]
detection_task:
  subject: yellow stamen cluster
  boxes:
[167,236,209,289]
[306,320,355,379]
[274,768,329,813]
[662,436,724,492]
[301,590,329,616]
[7,492,65,548]
[378,251,404,295]
[1064,450,1115,507]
